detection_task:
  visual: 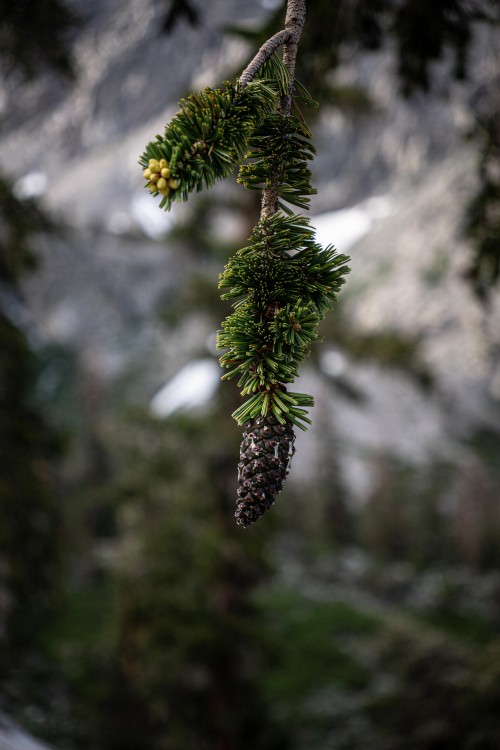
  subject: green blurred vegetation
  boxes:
[9,282,498,750]
[0,0,79,80]
[4,183,500,746]
[3,269,500,749]
[257,587,381,699]
[0,178,62,700]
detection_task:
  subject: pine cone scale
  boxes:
[235,414,295,527]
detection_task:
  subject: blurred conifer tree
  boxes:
[113,417,288,749]
[52,412,289,750]
[0,0,78,705]
[0,0,79,80]
[0,178,61,689]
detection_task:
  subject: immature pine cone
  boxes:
[235,414,296,527]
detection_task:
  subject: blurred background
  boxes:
[1,0,500,748]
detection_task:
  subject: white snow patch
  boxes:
[311,195,393,253]
[14,171,48,199]
[150,358,220,418]
[130,193,173,239]
[320,347,348,378]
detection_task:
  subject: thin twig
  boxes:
[261,0,306,220]
[239,29,292,89]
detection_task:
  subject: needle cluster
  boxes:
[218,213,349,429]
[139,80,277,211]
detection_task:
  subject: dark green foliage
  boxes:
[0,177,53,283]
[218,213,348,313]
[0,180,61,678]
[0,0,79,80]
[116,512,287,750]
[355,453,500,572]
[218,213,349,428]
[0,317,60,664]
[365,623,500,750]
[257,585,381,735]
[251,579,500,750]
[238,113,317,212]
[160,0,200,35]
[359,459,455,568]
[139,80,278,210]
[256,51,292,101]
[392,0,472,95]
[0,0,70,713]
[465,110,500,297]
[47,413,290,750]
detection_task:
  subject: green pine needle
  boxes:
[238,113,317,210]
[218,213,350,425]
[140,48,351,433]
[139,80,278,211]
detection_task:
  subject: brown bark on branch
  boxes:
[238,29,292,89]
[261,0,306,220]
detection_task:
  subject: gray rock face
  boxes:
[0,713,55,750]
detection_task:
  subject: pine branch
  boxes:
[218,0,351,525]
[261,0,307,220]
[237,113,317,213]
[139,80,278,211]
[139,0,351,526]
[217,213,349,430]
[239,29,292,89]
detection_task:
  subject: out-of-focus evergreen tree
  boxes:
[466,88,500,297]
[115,416,287,750]
[0,0,79,79]
[51,411,289,750]
[159,0,200,35]
[0,178,61,689]
[0,0,77,706]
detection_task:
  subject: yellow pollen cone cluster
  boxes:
[143,159,180,197]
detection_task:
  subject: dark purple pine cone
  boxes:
[235,413,296,527]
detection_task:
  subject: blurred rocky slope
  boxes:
[0,711,55,750]
[1,0,499,520]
